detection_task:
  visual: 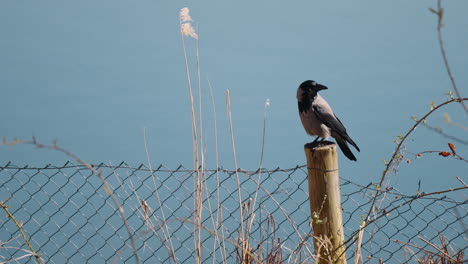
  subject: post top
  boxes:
[304,140,336,150]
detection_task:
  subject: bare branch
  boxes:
[421,122,468,145]
[344,184,468,247]
[364,98,467,222]
[432,0,468,113]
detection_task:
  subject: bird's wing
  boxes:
[333,114,360,151]
[312,105,347,135]
[313,104,360,152]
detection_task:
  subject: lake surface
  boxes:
[1,1,467,262]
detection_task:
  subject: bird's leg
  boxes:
[309,136,322,148]
[315,137,326,147]
[311,136,320,145]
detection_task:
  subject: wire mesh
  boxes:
[0,162,466,263]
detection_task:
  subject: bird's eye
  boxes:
[312,81,317,86]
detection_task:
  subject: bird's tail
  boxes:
[346,136,360,152]
[336,137,357,161]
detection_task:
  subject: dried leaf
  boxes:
[448,143,456,155]
[438,151,451,157]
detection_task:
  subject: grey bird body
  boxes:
[297,80,360,161]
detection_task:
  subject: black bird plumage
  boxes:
[297,80,360,161]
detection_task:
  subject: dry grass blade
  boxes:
[417,236,457,263]
[143,128,177,262]
[177,217,262,264]
[0,246,45,264]
[226,90,248,261]
[314,235,335,264]
[0,202,42,264]
[354,221,365,264]
[207,78,227,264]
[0,138,140,264]
[394,236,465,264]
[179,7,203,264]
[455,176,467,187]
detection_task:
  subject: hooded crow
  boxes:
[297,80,360,161]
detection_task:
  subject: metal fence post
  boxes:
[304,142,347,264]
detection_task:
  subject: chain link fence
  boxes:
[0,162,466,263]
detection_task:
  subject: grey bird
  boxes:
[297,80,360,161]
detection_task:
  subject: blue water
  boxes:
[1,0,467,262]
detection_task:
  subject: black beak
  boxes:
[317,84,328,91]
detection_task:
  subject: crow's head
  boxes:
[299,80,328,93]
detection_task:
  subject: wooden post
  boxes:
[304,142,347,264]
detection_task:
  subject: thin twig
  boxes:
[393,239,440,259]
[364,98,468,222]
[415,150,467,162]
[421,122,468,145]
[0,202,42,264]
[431,0,468,113]
[0,138,140,264]
[418,236,457,262]
[455,176,467,187]
[344,184,468,247]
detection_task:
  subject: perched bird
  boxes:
[297,80,360,161]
